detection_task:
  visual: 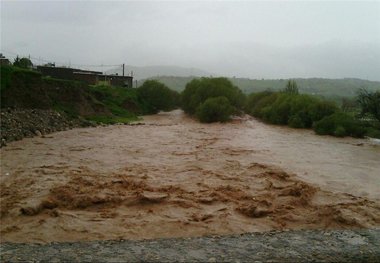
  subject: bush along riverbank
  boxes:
[181,77,246,123]
[243,82,380,139]
[179,77,380,139]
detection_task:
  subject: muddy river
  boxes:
[1,110,379,243]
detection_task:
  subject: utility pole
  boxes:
[122,63,125,76]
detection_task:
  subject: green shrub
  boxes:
[246,90,339,129]
[334,126,346,137]
[249,92,278,118]
[357,89,380,122]
[313,112,366,138]
[365,127,380,139]
[181,77,245,116]
[309,100,338,122]
[289,114,305,128]
[245,91,274,115]
[196,96,234,123]
[137,80,179,114]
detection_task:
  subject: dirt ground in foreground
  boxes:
[1,110,379,243]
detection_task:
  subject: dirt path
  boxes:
[1,110,379,243]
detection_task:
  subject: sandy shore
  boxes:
[1,110,379,243]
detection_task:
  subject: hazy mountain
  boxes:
[138,76,380,98]
[106,65,212,80]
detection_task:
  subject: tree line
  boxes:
[137,78,380,138]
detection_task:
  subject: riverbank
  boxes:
[0,108,94,147]
[1,229,379,262]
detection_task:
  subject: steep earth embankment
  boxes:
[0,66,144,146]
[1,67,110,117]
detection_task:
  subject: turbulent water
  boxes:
[1,110,379,243]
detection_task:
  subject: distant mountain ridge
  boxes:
[137,76,380,98]
[106,65,212,80]
[106,64,380,98]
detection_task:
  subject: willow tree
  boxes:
[284,80,299,95]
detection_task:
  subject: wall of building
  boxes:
[36,66,133,88]
[0,58,11,66]
[73,72,99,85]
[37,66,75,80]
[37,66,102,81]
[109,75,133,88]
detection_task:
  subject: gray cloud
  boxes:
[1,1,380,80]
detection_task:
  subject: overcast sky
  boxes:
[1,1,380,80]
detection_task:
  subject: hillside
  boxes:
[138,76,380,98]
[0,65,145,123]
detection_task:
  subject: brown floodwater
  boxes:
[1,110,379,243]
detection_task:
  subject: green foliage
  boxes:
[181,77,245,118]
[313,112,367,138]
[288,114,305,128]
[1,65,15,91]
[247,92,279,118]
[261,93,293,125]
[341,97,358,113]
[245,91,274,115]
[334,126,346,137]
[13,56,33,69]
[196,96,234,123]
[246,91,339,129]
[356,89,380,122]
[365,127,380,139]
[141,76,380,99]
[1,65,41,92]
[89,84,142,121]
[284,80,299,94]
[137,80,179,114]
[309,100,339,122]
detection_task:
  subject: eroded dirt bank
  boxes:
[1,110,379,243]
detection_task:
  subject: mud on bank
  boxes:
[1,110,379,243]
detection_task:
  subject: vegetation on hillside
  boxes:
[13,56,33,69]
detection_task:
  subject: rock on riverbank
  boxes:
[0,108,94,147]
